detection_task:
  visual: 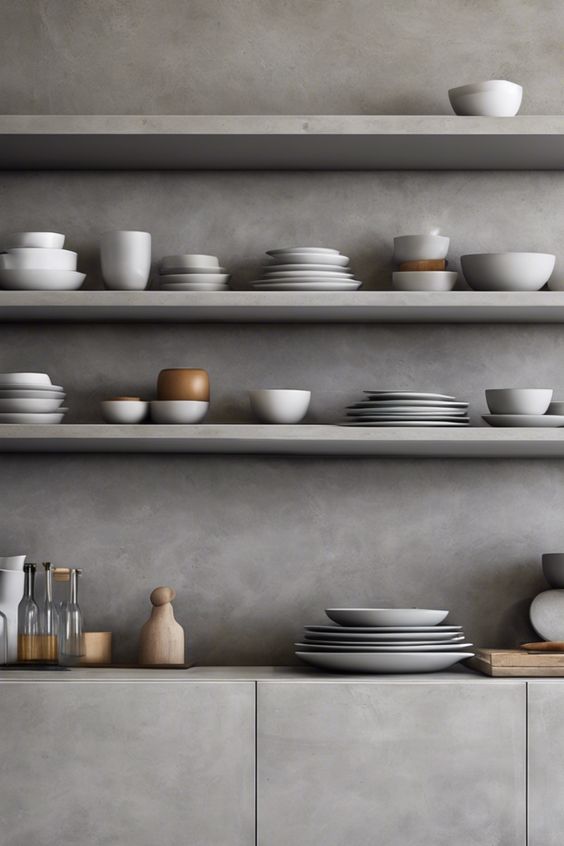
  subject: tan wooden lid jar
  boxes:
[157,368,210,401]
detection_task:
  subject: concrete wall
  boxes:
[1,1,563,662]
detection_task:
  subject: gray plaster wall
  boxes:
[1,1,563,663]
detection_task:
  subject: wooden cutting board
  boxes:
[469,648,564,677]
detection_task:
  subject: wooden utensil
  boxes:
[399,259,447,271]
[521,641,564,652]
[138,586,185,667]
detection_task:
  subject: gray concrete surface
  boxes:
[526,682,564,846]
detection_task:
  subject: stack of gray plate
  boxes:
[0,372,67,423]
[252,247,362,291]
[296,608,473,673]
[341,390,469,426]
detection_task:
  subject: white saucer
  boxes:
[363,392,457,400]
[341,420,469,427]
[482,414,564,427]
[253,280,361,291]
[265,263,352,273]
[0,410,68,423]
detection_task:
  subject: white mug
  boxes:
[101,230,151,290]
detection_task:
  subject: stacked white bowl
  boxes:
[253,247,362,291]
[158,254,230,291]
[482,388,564,427]
[0,373,67,423]
[296,607,473,673]
[392,232,457,291]
[0,232,85,291]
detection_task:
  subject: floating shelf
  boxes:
[0,115,563,170]
[1,425,564,457]
[2,291,564,323]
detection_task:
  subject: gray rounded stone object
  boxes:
[530,590,564,641]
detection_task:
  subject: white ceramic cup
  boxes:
[100,231,151,290]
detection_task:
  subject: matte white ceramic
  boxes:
[352,399,467,408]
[150,400,209,424]
[0,269,85,291]
[265,253,349,266]
[0,389,65,399]
[348,416,469,424]
[305,631,463,642]
[159,266,226,276]
[0,411,67,423]
[160,273,229,285]
[101,230,151,290]
[253,281,361,291]
[101,400,149,424]
[4,232,65,249]
[461,252,555,291]
[348,407,467,415]
[325,608,449,626]
[482,414,564,427]
[304,625,463,632]
[296,642,472,652]
[342,420,468,427]
[548,401,564,415]
[0,567,25,663]
[160,282,229,291]
[4,248,77,271]
[0,398,64,413]
[392,271,458,292]
[267,247,340,255]
[485,388,552,415]
[530,590,564,641]
[266,263,350,273]
[160,254,219,270]
[296,651,473,673]
[364,391,456,400]
[249,389,311,424]
[542,554,564,589]
[0,373,51,387]
[264,270,354,278]
[448,80,523,116]
[0,555,26,571]
[393,234,449,263]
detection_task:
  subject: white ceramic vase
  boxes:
[0,568,25,663]
[100,230,151,290]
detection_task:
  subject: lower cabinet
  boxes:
[528,680,564,846]
[257,681,526,846]
[0,681,255,846]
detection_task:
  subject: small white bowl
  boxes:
[392,271,458,291]
[461,252,555,291]
[486,388,553,415]
[101,400,149,424]
[0,372,52,387]
[4,232,65,249]
[249,389,311,424]
[4,248,77,271]
[150,400,209,423]
[393,234,449,263]
[160,254,219,270]
[548,401,564,415]
[448,80,522,116]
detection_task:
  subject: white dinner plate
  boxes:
[264,253,350,266]
[0,382,64,392]
[253,281,361,291]
[304,625,463,633]
[363,392,457,400]
[482,414,564,427]
[340,420,469,427]
[267,247,341,255]
[352,399,468,408]
[265,263,353,273]
[0,410,68,423]
[0,389,65,399]
[0,398,65,412]
[160,283,230,291]
[296,642,473,652]
[296,651,474,673]
[347,406,468,414]
[0,269,85,291]
[263,270,354,278]
[305,630,462,642]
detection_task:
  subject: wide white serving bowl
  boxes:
[0,372,52,387]
[160,254,219,270]
[448,80,523,116]
[485,388,553,415]
[101,400,149,424]
[3,248,77,271]
[393,234,449,263]
[392,271,457,291]
[325,608,449,627]
[150,400,209,424]
[249,389,311,424]
[0,269,85,291]
[542,554,564,589]
[461,252,555,291]
[4,232,65,249]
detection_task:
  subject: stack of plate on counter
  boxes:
[158,254,231,291]
[0,372,67,423]
[295,607,473,673]
[341,390,470,426]
[252,247,362,291]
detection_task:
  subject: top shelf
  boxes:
[1,115,563,170]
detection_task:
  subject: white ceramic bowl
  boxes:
[249,389,311,424]
[548,401,564,415]
[101,400,149,424]
[267,247,340,256]
[542,554,564,589]
[3,248,77,271]
[0,555,26,571]
[325,608,449,627]
[448,80,523,116]
[392,271,458,291]
[160,254,219,270]
[159,273,230,285]
[150,400,209,424]
[266,253,349,267]
[0,269,85,291]
[393,235,449,263]
[4,232,65,249]
[461,252,555,291]
[0,398,64,413]
[0,372,52,387]
[485,388,553,415]
[159,265,227,276]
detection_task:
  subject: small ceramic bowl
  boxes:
[461,253,555,291]
[392,271,458,292]
[101,399,149,424]
[4,248,77,271]
[150,400,209,423]
[393,234,449,263]
[160,254,219,271]
[4,232,65,250]
[249,389,311,424]
[485,388,553,415]
[448,80,523,116]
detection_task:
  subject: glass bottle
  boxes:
[40,562,58,663]
[17,562,40,662]
[59,568,84,666]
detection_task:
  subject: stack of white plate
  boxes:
[0,232,85,291]
[252,247,362,291]
[0,373,68,423]
[341,390,470,426]
[296,608,473,673]
[158,254,231,291]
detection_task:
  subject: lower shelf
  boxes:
[0,424,563,456]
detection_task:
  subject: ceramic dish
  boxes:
[392,271,458,292]
[393,234,449,263]
[347,417,470,424]
[160,255,219,270]
[0,410,67,423]
[264,270,354,278]
[304,632,463,643]
[159,266,227,276]
[4,232,65,249]
[160,282,230,291]
[0,555,26,571]
[0,269,85,291]
[150,400,209,424]
[264,253,349,266]
[461,253,555,292]
[304,625,463,633]
[101,400,149,424]
[326,607,449,627]
[249,389,311,424]
[252,281,361,291]
[296,651,473,673]
[482,414,564,427]
[363,391,456,400]
[265,263,351,273]
[542,554,564,589]
[2,248,77,271]
[296,642,472,652]
[530,590,564,641]
[0,398,65,413]
[267,247,340,255]
[0,389,65,399]
[348,407,468,415]
[448,80,522,116]
[485,388,552,415]
[157,369,209,402]
[159,273,229,285]
[341,420,469,427]
[0,373,52,387]
[352,399,467,408]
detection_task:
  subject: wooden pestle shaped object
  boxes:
[138,586,185,666]
[521,641,564,652]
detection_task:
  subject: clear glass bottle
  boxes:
[17,562,40,662]
[40,562,58,663]
[59,568,84,666]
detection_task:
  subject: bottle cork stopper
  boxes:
[150,586,176,606]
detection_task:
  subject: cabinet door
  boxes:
[0,681,255,846]
[528,681,564,846]
[258,681,525,846]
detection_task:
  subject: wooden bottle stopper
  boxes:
[399,259,447,271]
[138,586,185,667]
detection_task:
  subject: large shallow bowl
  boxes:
[325,608,449,627]
[461,252,555,291]
[393,234,449,263]
[0,269,85,291]
[0,372,52,387]
[305,631,462,642]
[0,398,64,413]
[392,271,457,291]
[296,651,472,673]
[4,232,65,249]
[2,248,77,271]
[249,389,311,423]
[150,400,209,423]
[0,410,67,423]
[485,388,552,415]
[448,80,522,116]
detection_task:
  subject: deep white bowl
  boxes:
[3,248,77,271]
[0,372,52,387]
[325,608,449,627]
[249,389,311,424]
[0,269,85,291]
[461,252,555,291]
[448,80,523,116]
[101,400,149,424]
[392,271,457,291]
[160,254,219,270]
[485,388,553,415]
[4,232,65,249]
[393,235,449,263]
[150,400,209,424]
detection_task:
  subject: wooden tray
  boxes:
[469,648,564,677]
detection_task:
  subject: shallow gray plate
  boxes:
[296,651,474,673]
